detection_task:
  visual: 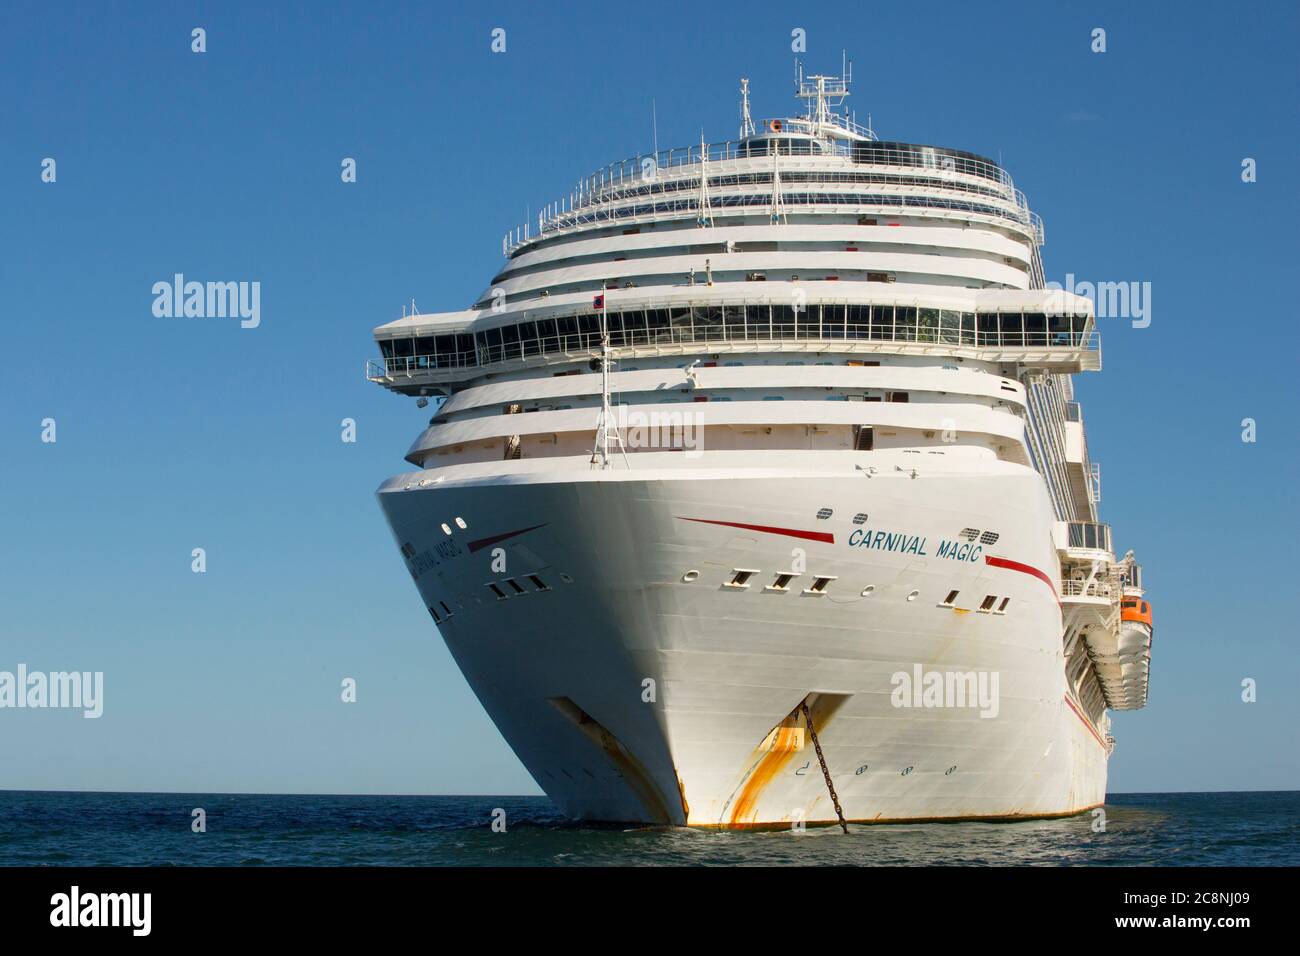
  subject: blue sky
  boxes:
[1,0,1296,795]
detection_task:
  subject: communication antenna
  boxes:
[652,99,659,160]
[739,78,756,138]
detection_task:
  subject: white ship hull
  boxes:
[378,455,1109,827]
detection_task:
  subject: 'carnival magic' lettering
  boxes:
[848,528,927,555]
[936,539,983,562]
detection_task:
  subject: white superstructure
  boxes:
[367,67,1153,827]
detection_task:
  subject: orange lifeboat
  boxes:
[1120,598,1153,628]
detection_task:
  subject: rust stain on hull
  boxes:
[727,727,803,825]
[721,694,847,827]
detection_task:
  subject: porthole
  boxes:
[454,517,468,529]
[682,570,700,583]
[560,573,574,584]
[906,590,919,602]
[861,585,875,597]
[441,523,453,535]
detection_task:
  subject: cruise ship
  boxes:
[366,67,1154,827]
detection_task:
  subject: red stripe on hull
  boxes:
[985,554,1058,600]
[467,523,547,554]
[1063,694,1109,750]
[677,517,835,544]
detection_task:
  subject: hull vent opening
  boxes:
[804,576,836,595]
[726,569,759,589]
[486,582,508,600]
[766,573,797,592]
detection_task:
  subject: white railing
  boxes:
[507,134,1029,255]
[1061,577,1118,599]
[508,191,1041,256]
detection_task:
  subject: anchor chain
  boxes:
[799,700,849,834]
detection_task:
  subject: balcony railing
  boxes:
[508,134,1031,254]
[1061,577,1118,599]
[509,190,1041,255]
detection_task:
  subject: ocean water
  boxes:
[0,790,1296,866]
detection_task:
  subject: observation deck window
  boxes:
[1066,522,1112,552]
[375,306,1096,376]
[772,305,796,338]
[823,304,846,338]
[999,312,1024,347]
[1025,313,1048,346]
